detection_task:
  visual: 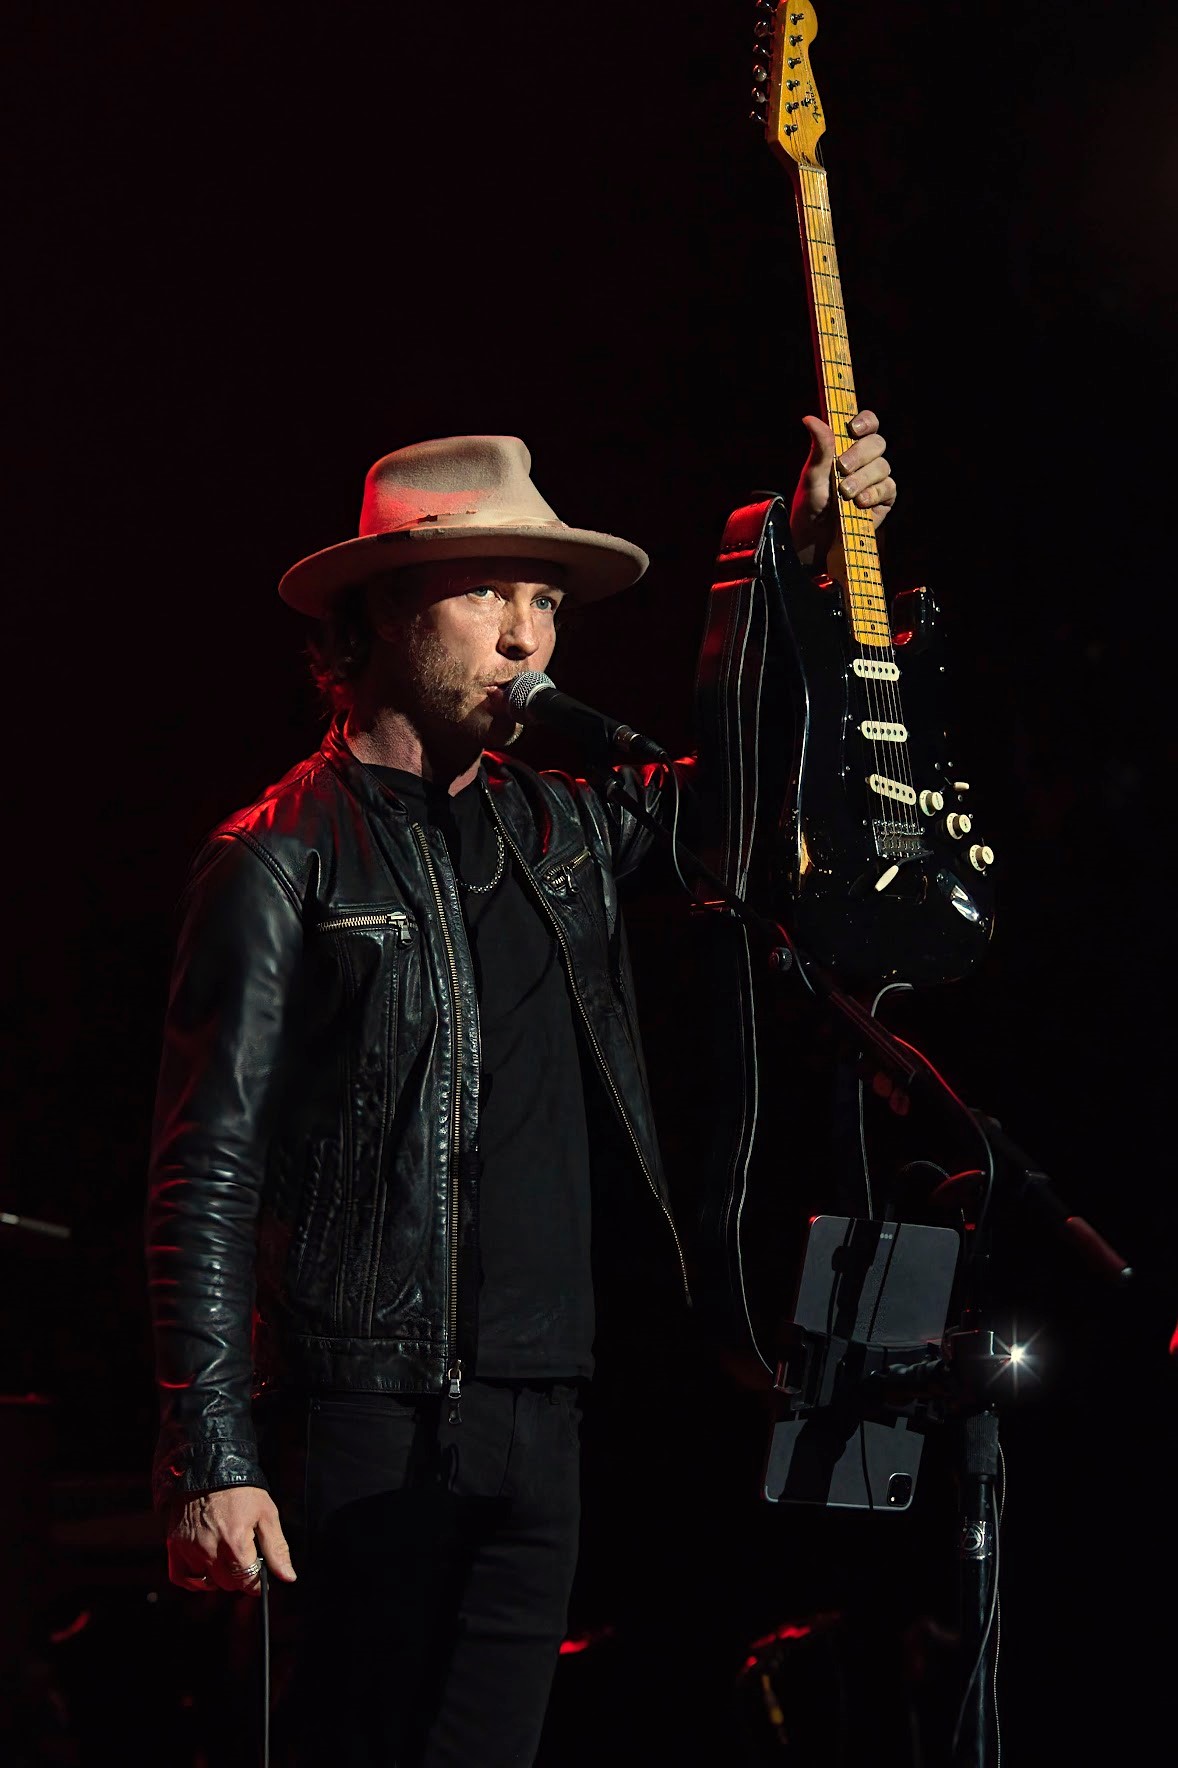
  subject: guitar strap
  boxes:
[688,493,804,1364]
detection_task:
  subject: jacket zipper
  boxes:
[483,791,690,1302]
[316,910,414,940]
[411,823,470,1421]
[544,849,594,897]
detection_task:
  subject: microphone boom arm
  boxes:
[596,766,1134,1294]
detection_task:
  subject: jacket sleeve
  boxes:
[592,754,700,884]
[145,831,304,1511]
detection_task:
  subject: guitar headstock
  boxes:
[750,1,826,172]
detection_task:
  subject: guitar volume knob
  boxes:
[919,789,944,816]
[969,843,995,871]
[945,812,972,838]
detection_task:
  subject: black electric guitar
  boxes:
[677,3,995,1358]
[693,0,995,989]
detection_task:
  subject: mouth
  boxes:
[483,679,519,702]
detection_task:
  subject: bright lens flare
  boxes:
[993,1330,1042,1393]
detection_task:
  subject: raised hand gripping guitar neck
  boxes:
[693,0,995,989]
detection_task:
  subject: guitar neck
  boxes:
[792,163,889,649]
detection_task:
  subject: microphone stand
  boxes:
[593,765,1135,1766]
[0,1210,71,1241]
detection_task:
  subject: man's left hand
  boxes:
[788,408,895,566]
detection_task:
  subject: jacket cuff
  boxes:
[151,1436,269,1513]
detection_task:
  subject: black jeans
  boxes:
[260,1380,583,1768]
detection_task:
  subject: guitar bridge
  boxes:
[872,823,931,863]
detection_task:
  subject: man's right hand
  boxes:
[166,1484,297,1596]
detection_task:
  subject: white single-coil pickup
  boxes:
[868,773,917,806]
[860,720,908,743]
[853,657,900,681]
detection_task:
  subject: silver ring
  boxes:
[228,1556,264,1581]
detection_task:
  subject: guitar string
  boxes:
[801,167,920,841]
[805,176,902,736]
[813,202,916,832]
[801,176,916,842]
[798,173,892,812]
[808,255,913,841]
[803,173,901,695]
[802,172,902,790]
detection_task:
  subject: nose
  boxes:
[497,602,541,660]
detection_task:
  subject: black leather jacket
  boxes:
[146,720,689,1509]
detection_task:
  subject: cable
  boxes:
[661,760,694,901]
[992,1445,1006,1766]
[260,1562,270,1768]
[886,1033,996,1266]
[949,1469,1002,1761]
[858,981,915,1218]
[858,1423,875,1513]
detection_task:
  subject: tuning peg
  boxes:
[754,18,773,37]
[751,90,768,108]
[752,64,769,84]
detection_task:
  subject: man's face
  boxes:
[371,557,566,751]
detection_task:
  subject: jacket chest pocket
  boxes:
[538,848,595,911]
[537,847,621,990]
[311,903,421,1330]
[316,906,416,941]
[313,900,418,1085]
[539,845,622,944]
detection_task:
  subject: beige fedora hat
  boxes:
[277,434,649,616]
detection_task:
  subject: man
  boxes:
[146,418,894,1766]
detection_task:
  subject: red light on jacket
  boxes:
[559,1624,615,1657]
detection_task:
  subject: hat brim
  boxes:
[277,524,649,616]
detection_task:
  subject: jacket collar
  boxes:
[319,714,411,819]
[321,714,514,825]
[320,713,574,868]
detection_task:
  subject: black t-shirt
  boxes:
[367,764,594,1379]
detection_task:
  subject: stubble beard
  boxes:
[401,619,520,754]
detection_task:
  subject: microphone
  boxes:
[505,671,669,765]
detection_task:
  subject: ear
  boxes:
[367,577,406,644]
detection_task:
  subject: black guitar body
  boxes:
[677,493,994,1362]
[731,497,994,986]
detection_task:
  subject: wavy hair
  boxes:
[305,581,375,715]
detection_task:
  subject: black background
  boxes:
[5,2,1178,1763]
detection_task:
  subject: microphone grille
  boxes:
[506,670,554,714]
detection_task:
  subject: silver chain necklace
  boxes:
[459,827,506,895]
